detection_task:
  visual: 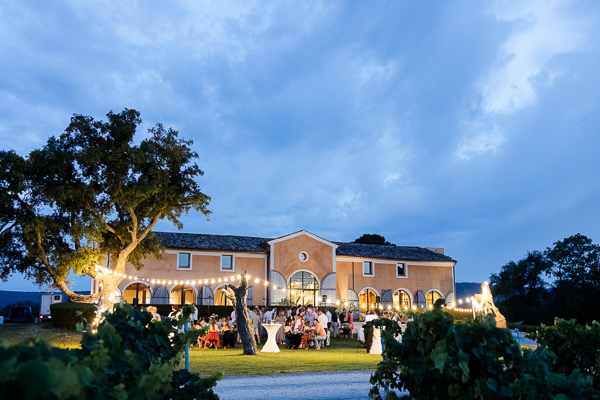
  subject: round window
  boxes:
[298,251,309,262]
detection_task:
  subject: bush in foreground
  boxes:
[1,302,219,399]
[368,307,599,399]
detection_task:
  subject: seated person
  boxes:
[300,320,315,349]
[313,319,327,349]
[220,321,235,349]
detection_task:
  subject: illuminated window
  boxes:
[426,290,442,308]
[287,271,319,306]
[359,289,378,310]
[170,284,195,304]
[393,290,411,309]
[123,282,151,305]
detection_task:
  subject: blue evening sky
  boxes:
[1,1,599,291]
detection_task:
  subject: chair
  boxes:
[315,335,327,349]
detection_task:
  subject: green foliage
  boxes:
[51,302,98,330]
[0,109,210,303]
[530,318,600,388]
[277,297,299,307]
[491,234,600,325]
[0,302,219,399]
[354,234,395,246]
[368,307,600,399]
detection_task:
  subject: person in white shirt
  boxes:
[317,310,330,346]
[325,309,332,328]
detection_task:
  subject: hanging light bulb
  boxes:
[151,279,155,284]
[281,288,286,293]
[204,279,208,284]
[237,275,241,280]
[211,279,215,284]
[255,278,259,283]
[168,280,172,285]
[264,281,268,286]
[273,285,277,290]
[192,280,196,285]
[185,280,190,285]
[162,280,166,284]
[224,277,228,282]
[218,278,222,283]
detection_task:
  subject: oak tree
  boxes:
[0,109,210,308]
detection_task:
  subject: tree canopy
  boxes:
[354,233,395,246]
[0,109,210,306]
[490,234,600,325]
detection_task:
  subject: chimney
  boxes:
[426,247,444,255]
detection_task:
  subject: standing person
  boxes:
[317,310,328,332]
[339,309,349,339]
[348,310,354,339]
[325,309,332,329]
[250,308,261,345]
[274,310,287,345]
[331,309,338,338]
[363,310,378,353]
[192,303,199,323]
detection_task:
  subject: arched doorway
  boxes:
[123,282,152,305]
[214,285,233,306]
[426,290,443,308]
[170,284,196,305]
[359,288,379,311]
[287,270,319,306]
[393,289,412,310]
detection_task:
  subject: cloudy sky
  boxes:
[2,1,599,291]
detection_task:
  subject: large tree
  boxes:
[489,251,553,325]
[0,109,210,308]
[545,233,600,323]
[354,233,395,246]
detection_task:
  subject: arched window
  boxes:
[287,271,319,306]
[426,290,442,308]
[393,290,411,310]
[123,282,151,305]
[214,285,233,306]
[359,288,379,311]
[170,284,195,305]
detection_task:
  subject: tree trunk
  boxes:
[228,276,257,355]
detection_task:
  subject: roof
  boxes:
[153,232,269,253]
[153,231,455,263]
[334,242,455,263]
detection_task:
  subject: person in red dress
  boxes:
[206,317,220,349]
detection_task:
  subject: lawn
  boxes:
[0,322,380,377]
[188,337,381,377]
[0,321,82,348]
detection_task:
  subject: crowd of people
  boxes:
[145,303,410,352]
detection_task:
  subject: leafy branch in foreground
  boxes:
[368,307,599,399]
[0,303,220,399]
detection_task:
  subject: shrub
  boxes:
[529,318,600,388]
[368,307,599,399]
[51,302,97,330]
[0,303,219,400]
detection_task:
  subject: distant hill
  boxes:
[456,282,482,301]
[0,290,91,309]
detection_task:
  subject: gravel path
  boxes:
[212,370,405,400]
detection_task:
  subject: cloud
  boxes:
[457,0,587,159]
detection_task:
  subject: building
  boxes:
[112,230,456,311]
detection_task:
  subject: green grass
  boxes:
[0,323,379,377]
[188,337,380,377]
[0,322,82,348]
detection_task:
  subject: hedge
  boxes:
[50,302,98,330]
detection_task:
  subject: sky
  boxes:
[1,0,599,292]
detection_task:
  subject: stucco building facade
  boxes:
[112,230,457,311]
